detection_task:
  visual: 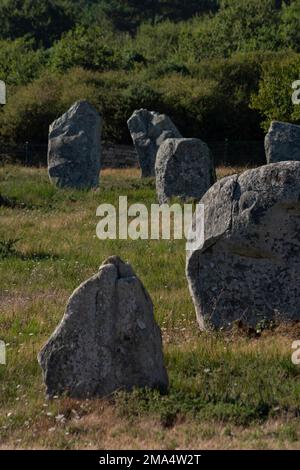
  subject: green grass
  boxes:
[1,164,300,450]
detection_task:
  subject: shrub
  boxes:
[0,38,47,85]
[49,25,122,72]
[177,0,283,62]
[133,21,182,63]
[2,48,294,159]
[152,74,219,139]
[0,74,62,143]
[0,68,164,145]
[0,0,74,48]
[251,53,300,131]
[192,52,277,140]
[280,0,300,52]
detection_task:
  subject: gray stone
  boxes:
[48,100,102,189]
[155,138,216,204]
[265,121,300,164]
[127,109,181,177]
[186,162,300,330]
[38,256,168,398]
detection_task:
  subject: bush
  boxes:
[0,0,74,48]
[280,0,300,52]
[0,74,62,143]
[192,52,277,140]
[153,52,274,141]
[133,21,182,63]
[177,0,283,62]
[0,38,47,85]
[0,68,165,144]
[2,45,295,160]
[49,25,122,72]
[251,53,300,131]
[1,51,280,151]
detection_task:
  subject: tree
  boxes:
[157,0,219,22]
[251,53,300,130]
[98,0,219,32]
[49,26,119,72]
[280,0,300,51]
[187,0,283,60]
[0,38,46,85]
[0,0,74,47]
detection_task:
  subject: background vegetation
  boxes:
[0,0,299,162]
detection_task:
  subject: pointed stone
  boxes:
[38,257,168,398]
[48,100,102,189]
[127,109,181,177]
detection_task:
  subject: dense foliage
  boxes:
[0,0,299,157]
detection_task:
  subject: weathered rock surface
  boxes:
[48,100,102,189]
[38,257,168,398]
[265,121,300,164]
[127,109,181,177]
[155,138,216,204]
[186,162,300,330]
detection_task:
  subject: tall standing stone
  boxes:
[48,100,102,189]
[155,138,216,204]
[186,162,300,330]
[127,109,182,177]
[265,121,300,164]
[38,256,168,398]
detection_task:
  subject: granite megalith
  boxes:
[38,257,168,398]
[265,121,300,164]
[127,109,181,177]
[155,138,216,204]
[186,162,300,330]
[48,100,102,189]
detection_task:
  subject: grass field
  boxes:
[1,164,300,450]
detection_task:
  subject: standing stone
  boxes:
[48,100,102,189]
[127,109,182,177]
[265,121,300,164]
[186,162,300,330]
[155,138,216,204]
[38,256,168,398]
